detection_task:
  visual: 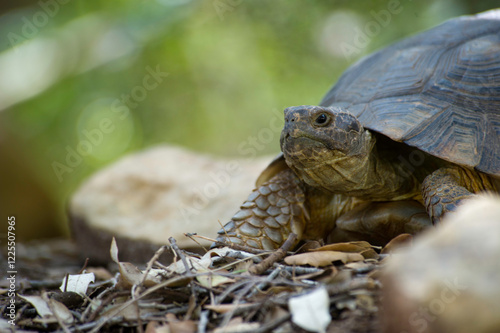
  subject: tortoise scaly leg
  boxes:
[422,166,495,223]
[328,200,432,246]
[215,169,308,250]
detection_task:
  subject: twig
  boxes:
[251,313,291,333]
[212,240,271,255]
[272,263,322,275]
[192,234,270,255]
[214,279,253,305]
[220,282,257,328]
[169,237,192,274]
[248,233,297,275]
[184,233,209,252]
[88,275,195,333]
[86,290,130,322]
[326,276,379,295]
[77,258,90,274]
[140,245,167,286]
[247,266,282,297]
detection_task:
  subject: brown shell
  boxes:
[320,10,500,177]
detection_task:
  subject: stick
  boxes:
[168,237,191,274]
[248,233,297,275]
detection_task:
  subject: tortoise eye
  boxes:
[314,113,330,126]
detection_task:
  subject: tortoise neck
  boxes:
[318,138,421,201]
[359,148,420,200]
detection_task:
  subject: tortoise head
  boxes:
[280,105,376,193]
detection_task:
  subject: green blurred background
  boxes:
[1,0,497,241]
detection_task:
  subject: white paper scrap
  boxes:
[59,273,95,295]
[288,287,331,333]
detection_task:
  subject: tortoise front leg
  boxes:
[215,169,308,250]
[328,200,432,246]
[422,166,495,223]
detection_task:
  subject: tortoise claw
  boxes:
[422,167,478,223]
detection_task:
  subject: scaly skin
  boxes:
[422,166,497,223]
[216,169,308,250]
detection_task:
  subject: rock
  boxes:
[382,195,500,333]
[69,145,271,263]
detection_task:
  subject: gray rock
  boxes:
[382,195,500,333]
[69,145,271,263]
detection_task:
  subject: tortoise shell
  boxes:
[320,10,500,177]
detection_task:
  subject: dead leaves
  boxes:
[13,234,410,333]
[381,233,413,254]
[285,240,379,267]
[285,251,364,267]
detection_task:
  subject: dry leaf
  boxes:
[144,320,161,333]
[117,262,144,287]
[285,251,364,267]
[381,233,413,254]
[169,320,196,333]
[315,241,379,259]
[110,237,120,262]
[359,248,379,259]
[315,241,372,253]
[232,259,253,272]
[19,295,52,317]
[19,295,74,324]
[110,238,163,288]
[196,271,235,288]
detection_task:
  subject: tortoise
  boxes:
[216,10,500,250]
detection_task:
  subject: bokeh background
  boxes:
[1,0,498,241]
